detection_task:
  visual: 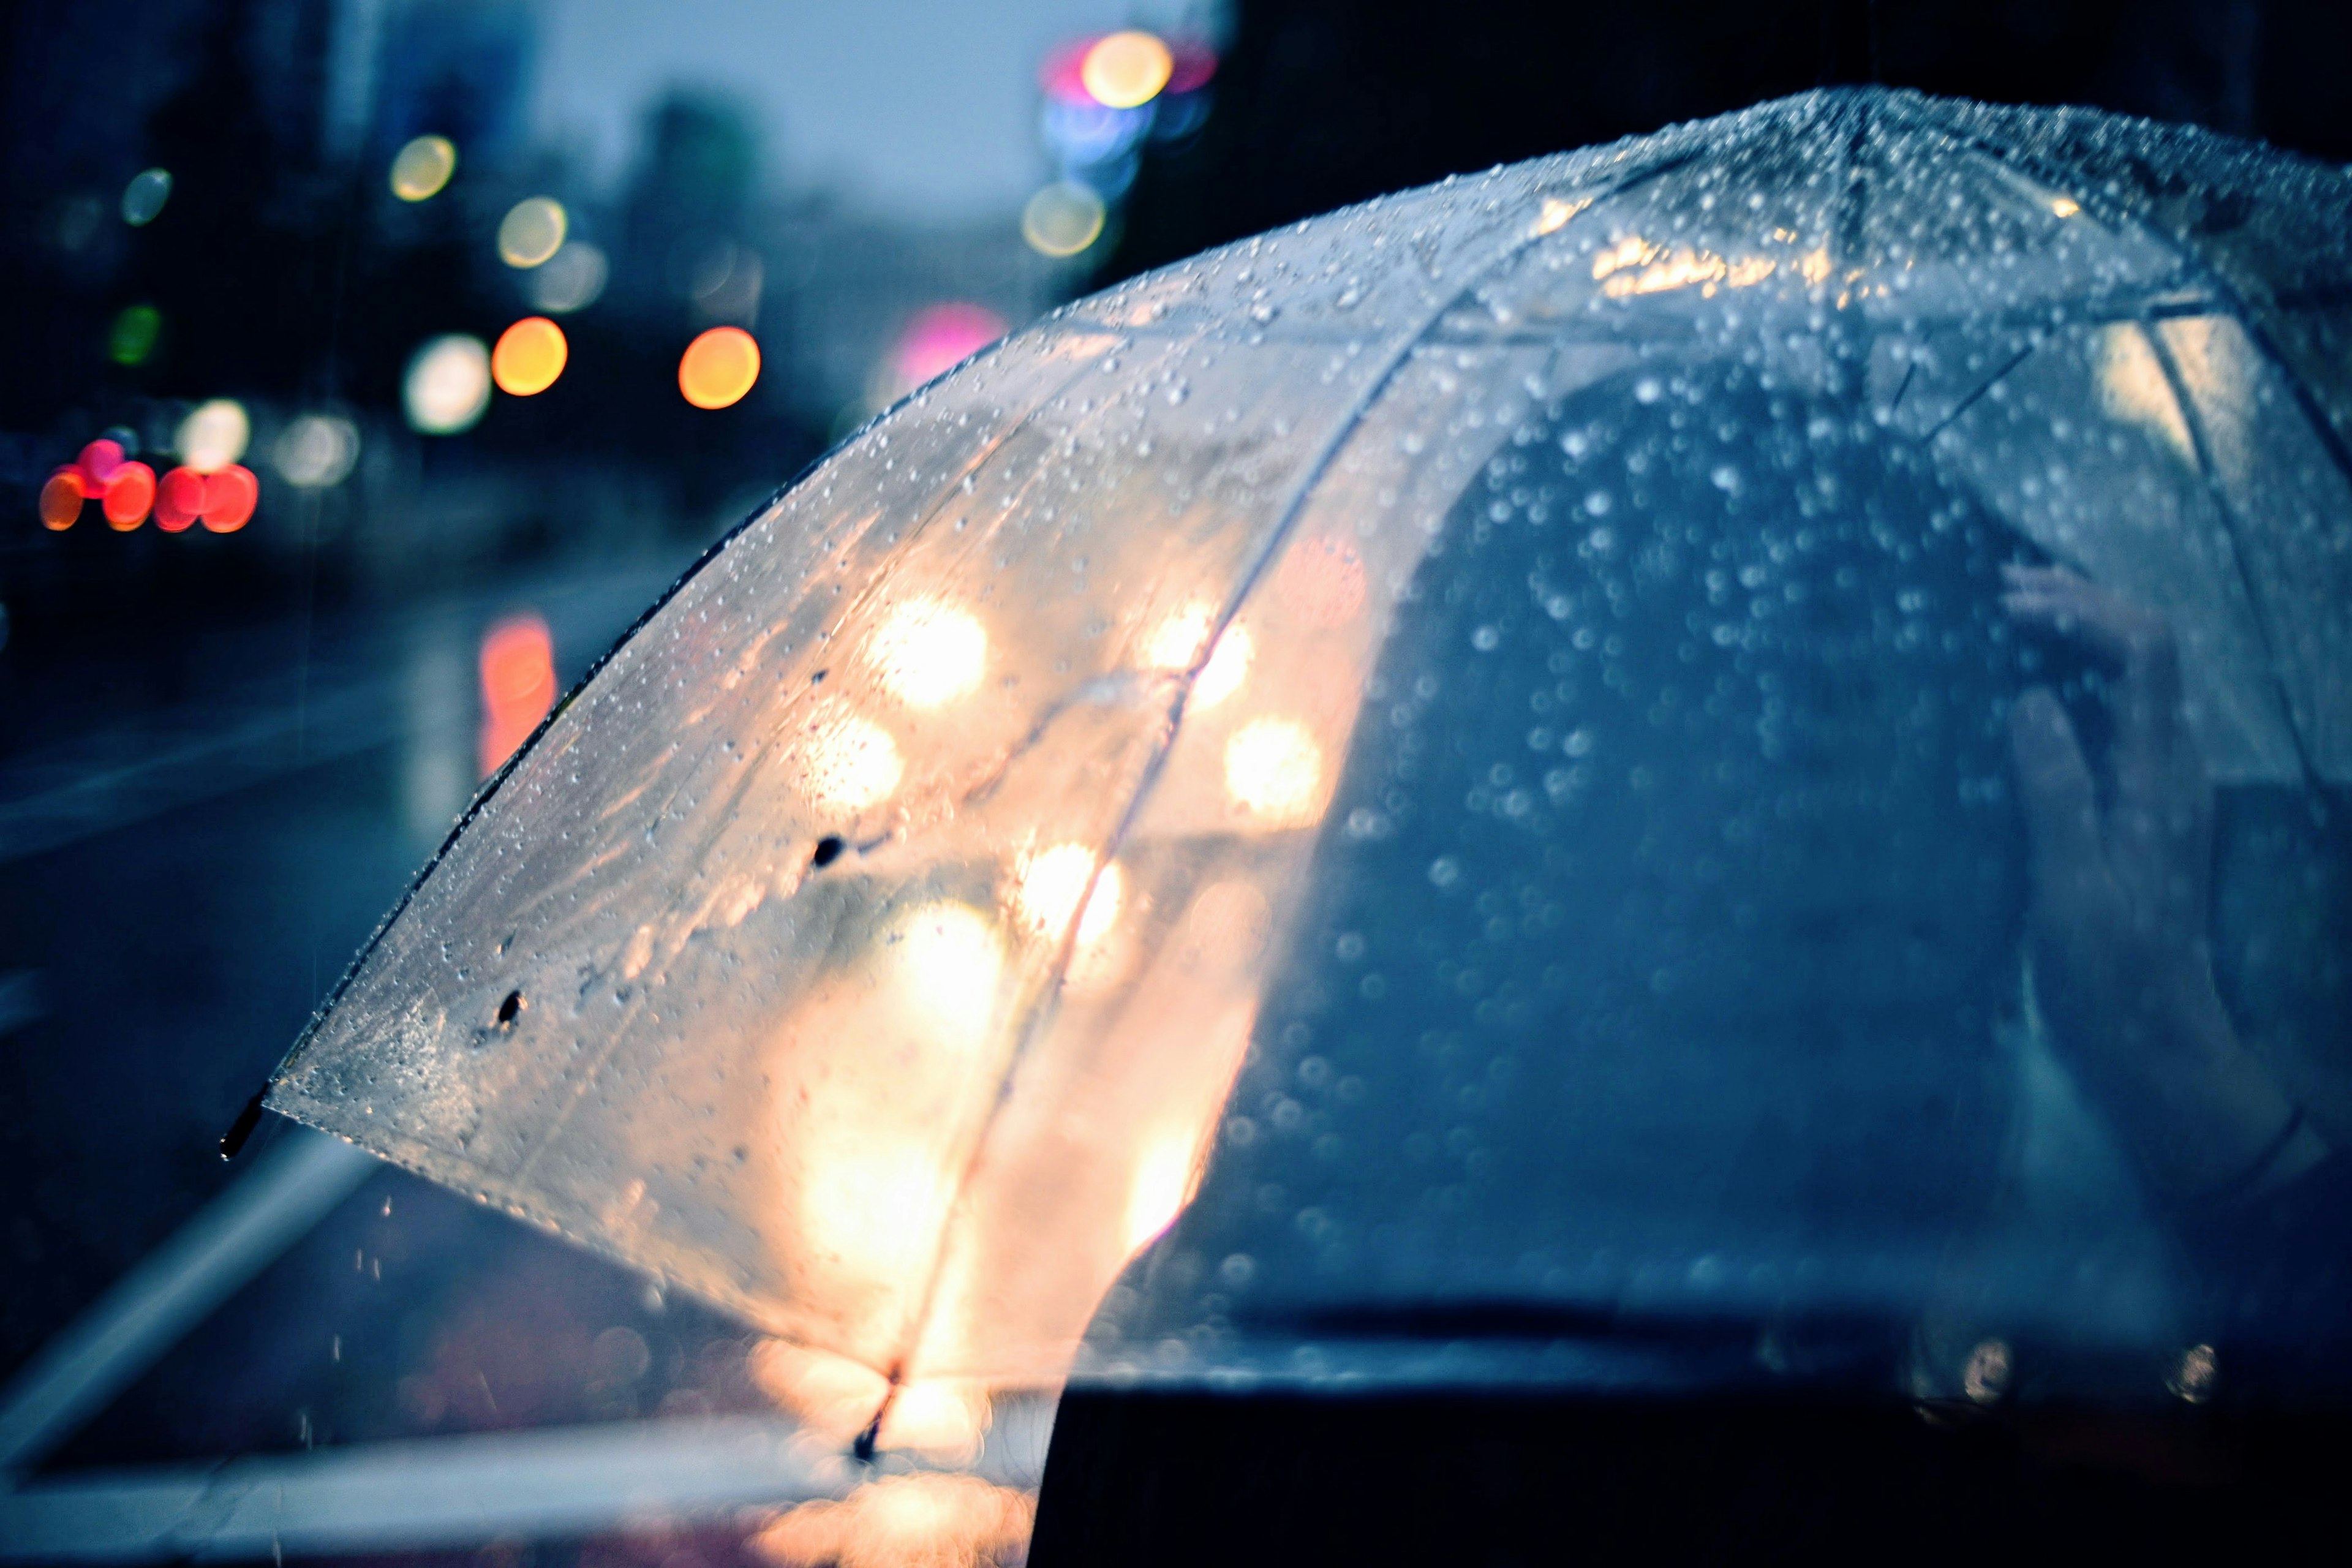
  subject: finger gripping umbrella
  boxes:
[267,88,2352,1421]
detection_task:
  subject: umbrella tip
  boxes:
[219,1083,268,1161]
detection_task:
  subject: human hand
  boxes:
[2003,565,2326,1199]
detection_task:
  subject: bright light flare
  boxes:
[750,1474,1034,1568]
[496,197,567,268]
[880,901,1006,1049]
[1145,604,1252,709]
[1010,844,1124,948]
[794,701,904,816]
[478,612,557,775]
[679,326,760,409]
[866,597,988,709]
[1123,1134,1200,1253]
[1224,717,1326,826]
[1022,183,1107,258]
[273,415,360,488]
[390,136,456,202]
[2097,322,2195,462]
[175,399,249,473]
[797,1144,957,1291]
[404,335,492,434]
[1081,31,1174,108]
[491,317,567,396]
[121,168,171,227]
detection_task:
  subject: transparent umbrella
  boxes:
[265,88,2352,1441]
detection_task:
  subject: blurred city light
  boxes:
[101,462,156,530]
[154,466,206,532]
[1021,182,1107,257]
[389,135,458,202]
[889,303,1007,394]
[527,241,608,313]
[120,168,172,227]
[793,700,903,815]
[491,317,568,396]
[478,613,557,776]
[108,304,162,366]
[1080,31,1174,109]
[867,597,989,709]
[496,197,568,268]
[677,326,760,409]
[197,465,259,532]
[1224,716,1325,826]
[273,414,361,488]
[174,399,251,473]
[38,470,82,530]
[404,334,493,434]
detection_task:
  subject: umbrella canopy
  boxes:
[268,88,2352,1423]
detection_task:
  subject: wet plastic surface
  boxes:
[270,89,2352,1414]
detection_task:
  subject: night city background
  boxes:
[2,1,2348,1562]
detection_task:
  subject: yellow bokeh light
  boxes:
[491,316,568,396]
[1081,30,1174,108]
[2051,195,2081,218]
[174,399,249,473]
[679,325,761,409]
[881,902,1006,1048]
[1010,844,1124,948]
[1022,182,1107,257]
[496,197,567,268]
[1145,603,1253,709]
[1123,1134,1200,1254]
[1532,194,1589,236]
[795,701,904,816]
[389,135,456,202]
[404,334,492,435]
[1224,717,1326,827]
[867,597,988,709]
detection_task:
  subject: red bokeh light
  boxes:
[200,465,258,532]
[101,462,156,530]
[479,612,557,777]
[154,466,206,532]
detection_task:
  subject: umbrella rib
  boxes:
[872,132,1736,1409]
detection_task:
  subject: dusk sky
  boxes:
[532,0,1210,219]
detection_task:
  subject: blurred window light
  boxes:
[38,471,83,531]
[120,168,172,227]
[405,334,492,434]
[867,597,989,709]
[491,317,568,396]
[678,326,760,409]
[891,303,1008,394]
[174,398,250,473]
[1080,31,1174,108]
[881,902,1006,1047]
[1011,844,1123,948]
[794,700,903,816]
[1145,605,1252,709]
[100,462,155,530]
[478,612,557,776]
[273,414,361,488]
[1022,183,1106,258]
[108,304,162,366]
[527,241,608,313]
[389,135,457,202]
[496,197,567,268]
[197,465,258,532]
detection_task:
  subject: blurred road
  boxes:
[0,546,697,1409]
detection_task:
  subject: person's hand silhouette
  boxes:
[2004,564,2327,1200]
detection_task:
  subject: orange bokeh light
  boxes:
[39,470,83,530]
[492,316,568,396]
[679,326,760,409]
[102,462,155,530]
[479,612,557,776]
